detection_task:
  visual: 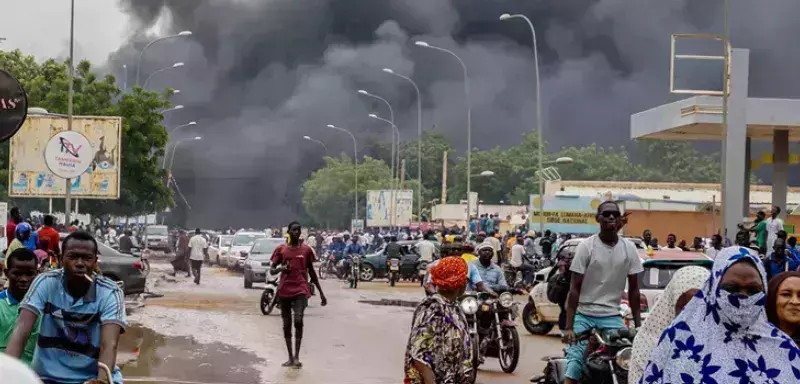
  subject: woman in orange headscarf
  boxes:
[404,257,472,384]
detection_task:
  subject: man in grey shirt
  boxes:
[562,201,643,384]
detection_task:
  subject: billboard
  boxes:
[529,195,603,234]
[366,189,414,227]
[9,115,122,199]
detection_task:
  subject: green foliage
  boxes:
[0,49,173,217]
[301,155,421,228]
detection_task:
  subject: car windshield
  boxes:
[220,236,233,247]
[145,226,168,236]
[232,233,265,246]
[251,239,282,256]
[638,262,712,289]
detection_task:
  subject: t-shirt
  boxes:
[510,243,525,268]
[20,269,126,383]
[664,245,684,252]
[765,251,800,280]
[570,235,643,317]
[0,289,39,365]
[188,234,208,261]
[486,237,502,259]
[754,221,768,249]
[7,238,25,256]
[37,226,60,254]
[416,240,436,262]
[6,221,16,246]
[270,244,315,298]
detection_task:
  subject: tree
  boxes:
[301,155,421,228]
[0,49,173,216]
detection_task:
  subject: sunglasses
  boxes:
[600,211,621,219]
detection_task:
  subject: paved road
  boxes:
[121,261,563,383]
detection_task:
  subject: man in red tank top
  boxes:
[270,221,327,368]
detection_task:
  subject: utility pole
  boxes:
[441,151,448,204]
[399,159,406,188]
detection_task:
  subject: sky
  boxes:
[0,0,129,64]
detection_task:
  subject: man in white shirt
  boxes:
[416,231,436,262]
[486,232,503,264]
[766,206,784,252]
[510,236,535,284]
[188,228,208,285]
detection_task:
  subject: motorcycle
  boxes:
[417,260,429,287]
[318,252,338,280]
[531,327,637,384]
[460,290,521,380]
[387,257,401,287]
[348,254,361,289]
[260,267,280,315]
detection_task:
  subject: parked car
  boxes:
[361,240,419,282]
[226,231,267,270]
[59,233,147,296]
[243,238,284,288]
[143,225,172,253]
[636,250,713,312]
[208,235,233,266]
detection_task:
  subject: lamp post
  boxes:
[357,90,398,184]
[65,0,76,226]
[168,136,202,171]
[136,30,192,86]
[415,41,472,234]
[534,157,573,232]
[369,113,401,228]
[161,121,198,168]
[143,62,184,89]
[500,13,546,233]
[383,68,423,223]
[303,135,329,155]
[163,105,184,113]
[122,64,128,92]
[328,124,359,230]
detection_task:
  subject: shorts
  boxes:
[279,295,308,312]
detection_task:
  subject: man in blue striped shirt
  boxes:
[6,231,126,384]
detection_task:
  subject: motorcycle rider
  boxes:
[118,230,134,254]
[342,234,365,280]
[415,231,437,263]
[328,235,346,260]
[474,243,509,292]
[424,243,491,294]
[385,235,402,270]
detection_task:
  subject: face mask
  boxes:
[717,289,765,327]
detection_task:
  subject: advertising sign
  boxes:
[529,195,603,233]
[9,115,122,199]
[44,131,94,178]
[0,69,27,143]
[366,189,414,227]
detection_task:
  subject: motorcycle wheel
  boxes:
[260,289,275,315]
[470,334,480,383]
[498,327,520,373]
[318,262,327,280]
[353,269,359,289]
[522,302,555,335]
[390,272,396,287]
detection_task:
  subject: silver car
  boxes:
[226,231,267,270]
[243,238,284,288]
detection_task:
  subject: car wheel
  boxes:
[244,277,253,289]
[522,301,554,335]
[360,264,375,282]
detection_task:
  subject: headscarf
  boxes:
[629,266,710,384]
[429,257,467,291]
[639,247,800,384]
[766,271,800,334]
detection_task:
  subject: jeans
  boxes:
[190,259,202,284]
[517,263,536,284]
[565,313,625,381]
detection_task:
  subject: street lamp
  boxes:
[136,31,192,85]
[161,122,198,168]
[122,64,128,92]
[168,136,202,171]
[383,67,423,223]
[328,124,359,230]
[303,135,328,155]
[357,89,398,185]
[414,40,473,233]
[500,13,546,233]
[545,157,573,165]
[143,62,185,89]
[479,170,495,177]
[163,105,184,113]
[169,121,197,133]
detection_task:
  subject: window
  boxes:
[232,233,265,246]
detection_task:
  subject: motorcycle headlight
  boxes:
[460,296,479,315]
[499,292,514,308]
[615,347,632,371]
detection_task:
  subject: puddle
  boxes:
[118,325,263,384]
[358,299,420,308]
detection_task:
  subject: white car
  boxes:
[208,235,233,266]
[226,231,267,270]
